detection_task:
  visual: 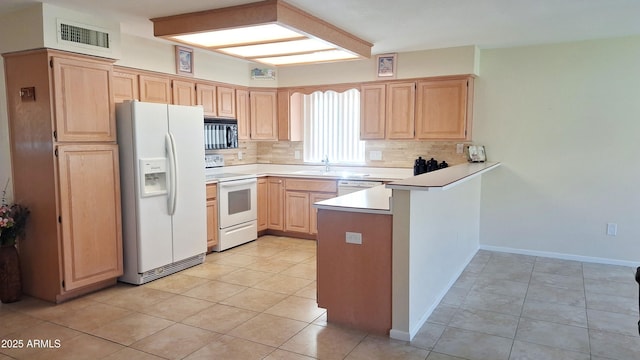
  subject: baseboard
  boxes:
[479,244,639,267]
[389,329,410,341]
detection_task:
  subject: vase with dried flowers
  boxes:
[0,179,29,303]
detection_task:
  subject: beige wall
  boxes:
[474,35,640,264]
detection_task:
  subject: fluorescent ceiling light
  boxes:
[151,0,372,66]
[219,38,334,58]
[172,24,302,48]
[256,50,359,66]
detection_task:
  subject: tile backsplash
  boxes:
[209,140,472,167]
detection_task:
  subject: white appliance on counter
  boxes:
[116,101,207,284]
[338,180,384,196]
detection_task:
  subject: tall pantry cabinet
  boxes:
[3,49,123,303]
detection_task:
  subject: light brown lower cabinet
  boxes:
[57,145,123,291]
[257,178,268,231]
[283,178,337,236]
[206,184,218,249]
[267,178,285,231]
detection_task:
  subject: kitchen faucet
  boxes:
[323,155,330,172]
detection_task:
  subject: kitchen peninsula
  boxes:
[314,162,500,340]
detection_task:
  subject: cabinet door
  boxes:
[236,89,250,140]
[217,86,236,118]
[207,199,218,248]
[52,57,115,142]
[415,79,469,140]
[139,74,172,104]
[257,178,268,231]
[250,90,278,140]
[386,82,415,139]
[360,84,386,139]
[172,80,196,106]
[206,184,218,248]
[197,83,217,117]
[310,192,335,235]
[267,178,284,230]
[57,144,123,291]
[113,70,139,103]
[285,191,310,233]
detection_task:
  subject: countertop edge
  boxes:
[386,162,500,191]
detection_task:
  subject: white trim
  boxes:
[479,245,640,268]
[389,329,410,341]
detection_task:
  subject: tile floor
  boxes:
[1,235,639,359]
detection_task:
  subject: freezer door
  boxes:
[131,101,174,272]
[167,104,207,261]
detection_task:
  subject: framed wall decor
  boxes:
[175,45,194,76]
[376,53,397,79]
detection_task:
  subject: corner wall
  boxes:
[474,36,640,264]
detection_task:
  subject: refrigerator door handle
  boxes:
[166,132,178,215]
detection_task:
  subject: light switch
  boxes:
[370,151,382,161]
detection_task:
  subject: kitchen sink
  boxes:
[292,170,370,178]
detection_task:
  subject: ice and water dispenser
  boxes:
[139,158,168,197]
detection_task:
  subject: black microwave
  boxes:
[204,118,238,149]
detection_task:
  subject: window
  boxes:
[302,89,365,164]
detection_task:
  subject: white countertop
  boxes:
[205,163,413,183]
[314,185,393,215]
[386,162,501,191]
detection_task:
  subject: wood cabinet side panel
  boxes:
[3,50,62,301]
[316,210,392,334]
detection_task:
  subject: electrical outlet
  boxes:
[238,151,243,160]
[606,223,617,236]
[294,150,301,159]
[345,232,362,245]
[456,143,464,154]
[370,151,382,161]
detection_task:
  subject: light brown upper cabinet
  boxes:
[360,84,386,139]
[236,89,250,140]
[139,74,172,104]
[249,90,278,140]
[172,79,196,106]
[415,77,473,140]
[113,69,139,103]
[277,89,303,141]
[360,81,415,140]
[196,83,217,116]
[52,56,116,142]
[385,82,415,139]
[217,86,236,118]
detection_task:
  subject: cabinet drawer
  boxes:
[206,184,217,199]
[285,178,337,193]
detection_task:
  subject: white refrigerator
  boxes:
[116,101,207,284]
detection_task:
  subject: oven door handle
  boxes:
[219,178,256,188]
[165,132,178,216]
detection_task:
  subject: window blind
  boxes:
[303,89,365,163]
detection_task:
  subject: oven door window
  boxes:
[228,188,251,215]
